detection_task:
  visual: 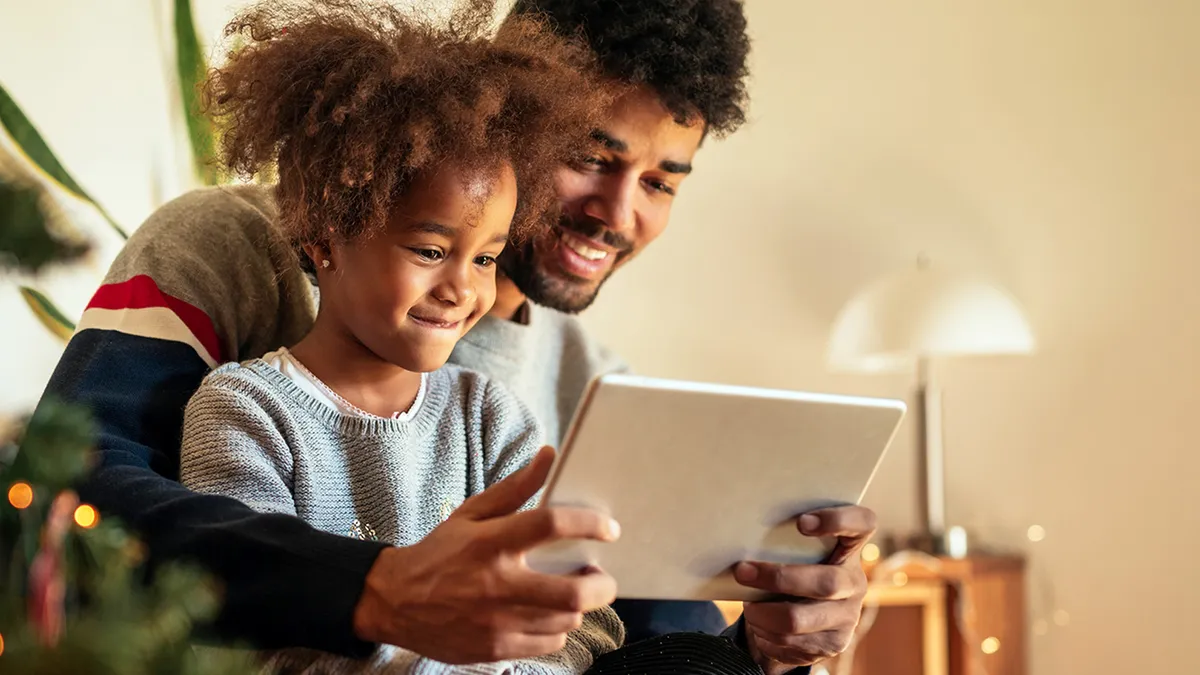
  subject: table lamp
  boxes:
[826,257,1035,554]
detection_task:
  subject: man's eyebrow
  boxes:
[592,129,692,175]
[660,160,692,175]
[591,129,628,153]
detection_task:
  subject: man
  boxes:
[42,0,874,673]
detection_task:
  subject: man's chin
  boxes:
[524,273,603,315]
[500,244,610,314]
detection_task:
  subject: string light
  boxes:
[1033,619,1049,636]
[891,571,908,587]
[7,482,32,510]
[1053,609,1070,626]
[862,543,881,562]
[0,630,5,656]
[73,504,99,529]
[1027,525,1046,542]
[981,637,1001,654]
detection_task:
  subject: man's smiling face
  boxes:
[499,87,706,314]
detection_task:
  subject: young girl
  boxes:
[178,1,620,672]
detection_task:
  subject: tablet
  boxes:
[526,373,906,602]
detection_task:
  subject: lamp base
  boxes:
[903,525,971,559]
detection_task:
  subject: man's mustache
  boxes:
[555,215,634,253]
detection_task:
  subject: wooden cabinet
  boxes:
[845,555,1027,675]
[716,555,1026,675]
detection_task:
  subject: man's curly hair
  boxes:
[203,0,611,248]
[508,0,750,137]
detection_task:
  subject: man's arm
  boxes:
[42,186,385,655]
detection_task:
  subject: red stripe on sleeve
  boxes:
[87,275,223,364]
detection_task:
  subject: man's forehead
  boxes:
[597,88,705,166]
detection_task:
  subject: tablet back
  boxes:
[527,373,906,602]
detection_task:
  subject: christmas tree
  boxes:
[0,177,255,674]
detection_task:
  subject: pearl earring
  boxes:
[321,259,331,269]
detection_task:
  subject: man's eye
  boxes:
[646,180,676,196]
[412,248,443,261]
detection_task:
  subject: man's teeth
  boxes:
[562,233,609,261]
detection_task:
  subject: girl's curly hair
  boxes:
[204,0,612,247]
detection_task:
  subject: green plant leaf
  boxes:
[0,83,127,240]
[174,0,219,186]
[19,286,75,342]
[0,178,90,274]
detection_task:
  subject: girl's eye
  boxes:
[574,155,606,171]
[412,248,443,261]
[475,255,496,267]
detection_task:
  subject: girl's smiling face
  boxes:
[313,162,517,372]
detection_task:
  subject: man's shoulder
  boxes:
[129,184,279,243]
[109,185,280,276]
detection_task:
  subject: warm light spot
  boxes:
[0,630,5,656]
[7,482,32,510]
[1026,525,1046,542]
[1053,609,1070,626]
[862,543,881,562]
[73,504,99,529]
[981,637,1001,654]
[891,571,908,587]
[1033,619,1049,636]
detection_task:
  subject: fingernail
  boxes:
[607,518,621,541]
[735,562,759,582]
[800,514,821,534]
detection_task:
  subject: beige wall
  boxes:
[3,0,1198,672]
[580,0,1200,672]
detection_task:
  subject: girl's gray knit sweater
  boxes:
[180,360,624,674]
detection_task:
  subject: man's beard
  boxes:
[498,215,630,315]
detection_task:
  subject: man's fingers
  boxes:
[500,568,618,612]
[798,505,877,539]
[733,561,859,600]
[799,505,877,564]
[455,446,557,520]
[495,506,620,552]
[742,599,844,636]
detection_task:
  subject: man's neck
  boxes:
[488,275,529,324]
[289,314,422,418]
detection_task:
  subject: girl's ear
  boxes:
[302,241,334,271]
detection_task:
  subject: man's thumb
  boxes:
[455,445,556,520]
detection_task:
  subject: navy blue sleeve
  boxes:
[43,329,387,656]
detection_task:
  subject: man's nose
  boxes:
[582,173,637,236]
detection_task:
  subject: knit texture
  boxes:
[180,360,624,674]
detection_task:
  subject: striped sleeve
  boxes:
[77,274,223,368]
[41,185,386,657]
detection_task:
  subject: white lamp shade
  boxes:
[827,265,1036,373]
